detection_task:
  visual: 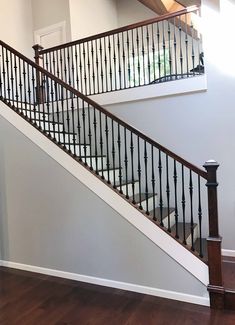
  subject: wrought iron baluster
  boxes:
[173,160,179,238]
[93,107,98,174]
[137,136,142,209]
[130,132,135,201]
[151,145,156,221]
[144,141,149,214]
[198,175,203,257]
[181,165,186,244]
[158,150,163,225]
[189,170,195,250]
[105,115,110,181]
[111,120,116,187]
[117,123,122,193]
[166,155,171,231]
[124,128,129,198]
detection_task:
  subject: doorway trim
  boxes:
[34,21,66,48]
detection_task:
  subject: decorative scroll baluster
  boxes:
[157,22,161,78]
[158,150,163,226]
[113,34,117,91]
[117,123,122,193]
[76,98,82,158]
[82,100,87,165]
[93,107,98,173]
[131,29,136,87]
[90,41,95,94]
[173,160,179,238]
[122,32,127,89]
[141,26,145,85]
[87,103,93,170]
[198,175,203,257]
[99,38,104,93]
[79,44,83,94]
[105,115,110,182]
[95,40,100,94]
[124,128,129,198]
[117,33,122,89]
[191,21,195,73]
[87,42,91,95]
[151,145,156,221]
[99,111,104,177]
[162,21,166,78]
[185,14,189,76]
[104,37,108,93]
[130,132,135,201]
[108,36,112,91]
[189,170,194,250]
[137,136,142,209]
[83,43,87,95]
[166,155,171,231]
[146,26,151,84]
[144,141,149,214]
[168,20,172,78]
[152,24,156,81]
[111,120,116,187]
[126,31,130,88]
[181,165,186,244]
[179,17,183,76]
[173,18,178,76]
[136,28,141,86]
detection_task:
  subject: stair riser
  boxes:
[139,195,158,212]
[80,156,107,171]
[162,211,175,229]
[64,144,91,157]
[102,169,120,183]
[116,182,140,196]
[185,224,199,246]
[36,122,64,132]
[54,133,76,144]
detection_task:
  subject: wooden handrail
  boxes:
[39,5,199,55]
[0,39,206,178]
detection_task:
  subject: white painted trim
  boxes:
[0,102,209,286]
[0,260,210,306]
[222,249,235,257]
[34,21,66,47]
[89,75,207,107]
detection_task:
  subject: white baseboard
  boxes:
[222,249,235,257]
[0,260,210,307]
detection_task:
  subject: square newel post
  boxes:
[32,44,44,104]
[203,160,224,309]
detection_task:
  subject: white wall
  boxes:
[31,0,72,44]
[69,0,118,40]
[104,0,235,250]
[116,0,157,26]
[0,0,33,57]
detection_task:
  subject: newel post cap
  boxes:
[203,160,219,170]
[32,44,44,51]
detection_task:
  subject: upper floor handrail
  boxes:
[39,5,199,54]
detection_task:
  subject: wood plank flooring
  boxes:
[1,266,235,324]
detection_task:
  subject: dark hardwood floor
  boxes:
[1,266,235,325]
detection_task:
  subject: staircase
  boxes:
[0,5,234,310]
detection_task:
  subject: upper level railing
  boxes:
[0,40,222,308]
[34,6,203,97]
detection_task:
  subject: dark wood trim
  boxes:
[1,40,206,178]
[203,161,224,309]
[38,6,199,55]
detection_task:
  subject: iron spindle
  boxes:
[198,175,203,257]
[151,145,156,221]
[130,132,135,201]
[111,120,116,187]
[137,136,142,209]
[166,155,171,231]
[105,115,110,181]
[117,123,123,193]
[178,16,183,76]
[99,110,104,176]
[189,170,195,250]
[87,103,93,170]
[144,141,149,214]
[124,128,129,198]
[158,150,163,225]
[87,42,92,95]
[181,165,186,244]
[93,107,98,173]
[76,97,82,158]
[173,160,179,238]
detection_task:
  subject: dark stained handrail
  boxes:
[38,6,199,55]
[0,39,206,179]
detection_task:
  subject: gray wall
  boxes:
[0,113,207,298]
[104,0,235,249]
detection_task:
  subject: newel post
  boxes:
[32,44,44,104]
[203,160,224,309]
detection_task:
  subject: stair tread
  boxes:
[130,192,156,204]
[45,130,76,135]
[171,222,197,240]
[115,179,138,187]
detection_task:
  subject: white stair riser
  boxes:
[36,122,64,132]
[116,181,140,196]
[102,169,120,183]
[80,156,107,171]
[65,144,91,157]
[162,211,175,229]
[54,132,75,143]
[24,111,50,121]
[139,195,158,212]
[185,224,199,246]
